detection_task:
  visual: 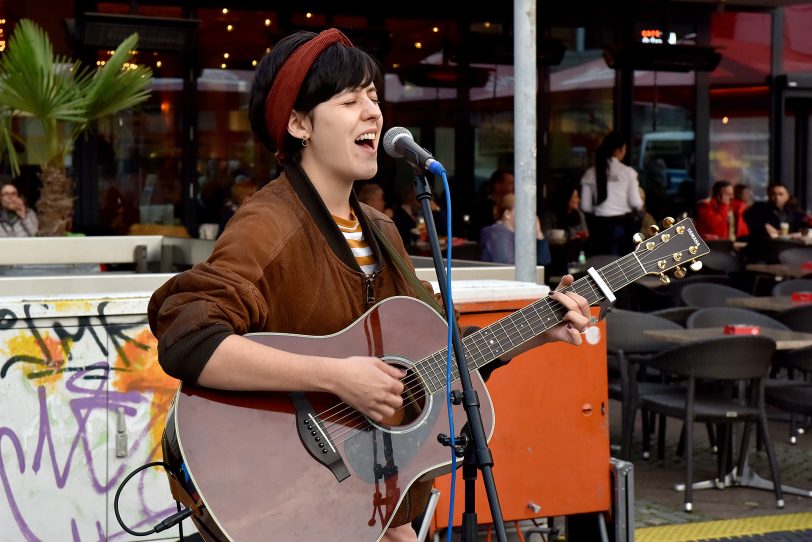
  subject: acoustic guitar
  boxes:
[168,217,709,541]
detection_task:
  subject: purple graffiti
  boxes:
[1,363,176,541]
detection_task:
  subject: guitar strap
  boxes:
[366,219,446,318]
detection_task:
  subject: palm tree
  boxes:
[0,19,152,236]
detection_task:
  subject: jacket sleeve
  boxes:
[21,210,38,236]
[148,204,287,383]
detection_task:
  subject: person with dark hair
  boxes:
[744,183,806,239]
[480,194,551,265]
[695,180,749,241]
[579,132,643,255]
[147,29,590,542]
[470,169,514,240]
[357,182,393,218]
[0,179,38,237]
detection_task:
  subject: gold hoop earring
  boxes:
[301,137,309,147]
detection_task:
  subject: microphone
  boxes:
[382,127,446,175]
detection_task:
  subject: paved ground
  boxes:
[617,403,812,530]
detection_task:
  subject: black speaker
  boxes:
[603,43,721,72]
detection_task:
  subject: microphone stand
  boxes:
[412,172,508,542]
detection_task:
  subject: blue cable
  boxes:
[438,170,456,542]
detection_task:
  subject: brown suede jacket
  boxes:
[148,164,426,383]
[148,163,442,528]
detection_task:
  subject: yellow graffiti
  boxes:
[51,300,94,313]
[111,329,178,449]
[1,332,68,393]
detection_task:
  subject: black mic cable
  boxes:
[113,461,194,538]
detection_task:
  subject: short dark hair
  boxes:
[711,180,732,198]
[248,30,383,161]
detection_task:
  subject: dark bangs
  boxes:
[294,44,383,113]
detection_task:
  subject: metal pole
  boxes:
[514,0,537,282]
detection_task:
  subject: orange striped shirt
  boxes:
[333,211,377,275]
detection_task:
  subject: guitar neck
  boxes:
[417,252,646,394]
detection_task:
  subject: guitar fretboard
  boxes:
[415,251,648,394]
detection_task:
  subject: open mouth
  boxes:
[354,133,376,150]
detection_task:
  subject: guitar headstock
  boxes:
[632,217,710,284]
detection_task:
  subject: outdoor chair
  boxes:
[700,247,744,274]
[778,247,812,265]
[686,307,790,331]
[649,307,697,327]
[771,279,812,296]
[773,304,812,333]
[767,344,812,444]
[606,309,686,460]
[639,336,783,512]
[680,283,752,308]
[668,275,732,307]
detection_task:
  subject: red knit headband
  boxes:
[264,28,353,162]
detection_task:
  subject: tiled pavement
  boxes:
[613,406,812,531]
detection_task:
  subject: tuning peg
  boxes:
[674,266,687,279]
[649,224,660,235]
[633,232,645,244]
[659,273,671,285]
[689,260,703,272]
[662,217,675,228]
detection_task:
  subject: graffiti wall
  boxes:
[0,297,183,541]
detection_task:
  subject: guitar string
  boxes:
[319,260,616,440]
[319,247,698,443]
[320,247,694,442]
[321,246,694,442]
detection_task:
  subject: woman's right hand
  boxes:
[328,356,405,422]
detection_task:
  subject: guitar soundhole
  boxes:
[379,363,426,429]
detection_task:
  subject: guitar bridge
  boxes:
[291,392,350,482]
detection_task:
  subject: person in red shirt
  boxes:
[695,180,749,241]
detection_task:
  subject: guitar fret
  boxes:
[394,220,708,417]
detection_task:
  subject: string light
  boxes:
[392,63,400,69]
[722,116,729,124]
[227,24,233,31]
[156,60,162,68]
[221,63,227,69]
[223,53,230,59]
[266,47,271,53]
[222,8,228,14]
[265,19,271,26]
[252,60,257,67]
[305,12,312,18]
[432,27,439,33]
[414,42,422,49]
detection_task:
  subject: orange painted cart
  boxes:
[431,300,611,533]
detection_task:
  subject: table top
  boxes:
[643,327,812,350]
[726,295,809,312]
[746,263,811,278]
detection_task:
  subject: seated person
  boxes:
[547,185,589,242]
[357,182,393,218]
[744,183,806,238]
[480,194,551,266]
[695,180,749,241]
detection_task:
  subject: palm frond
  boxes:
[0,111,20,176]
[83,33,153,121]
[0,20,87,124]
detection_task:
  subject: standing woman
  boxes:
[579,132,643,255]
[148,28,590,542]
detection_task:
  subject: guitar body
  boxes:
[173,296,495,542]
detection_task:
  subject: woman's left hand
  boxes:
[540,274,592,346]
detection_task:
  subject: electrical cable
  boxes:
[113,461,193,538]
[439,170,457,542]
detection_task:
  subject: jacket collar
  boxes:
[284,161,385,273]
